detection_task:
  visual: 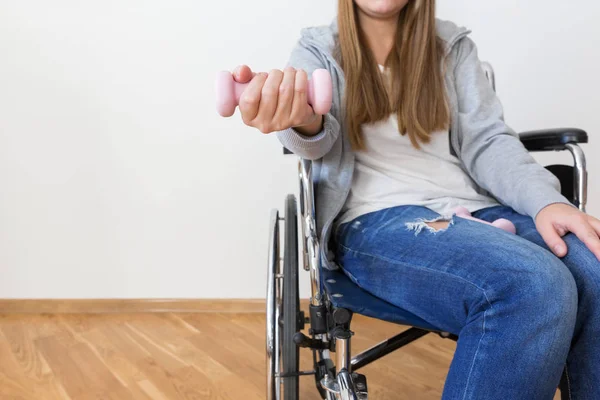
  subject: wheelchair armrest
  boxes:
[519,128,588,151]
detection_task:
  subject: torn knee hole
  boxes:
[426,221,451,231]
[405,216,454,235]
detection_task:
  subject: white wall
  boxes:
[0,1,597,299]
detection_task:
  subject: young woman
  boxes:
[233,0,600,398]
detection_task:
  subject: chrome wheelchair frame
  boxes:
[266,63,589,399]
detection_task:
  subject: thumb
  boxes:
[232,65,255,83]
[538,221,568,257]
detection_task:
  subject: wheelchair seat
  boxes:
[322,266,441,331]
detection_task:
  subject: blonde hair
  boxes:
[337,0,449,149]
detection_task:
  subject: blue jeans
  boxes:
[334,205,600,400]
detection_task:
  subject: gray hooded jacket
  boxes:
[276,19,569,270]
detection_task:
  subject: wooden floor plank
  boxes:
[180,314,266,399]
[63,321,152,400]
[0,319,72,400]
[36,335,131,400]
[100,322,189,400]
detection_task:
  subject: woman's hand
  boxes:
[536,203,600,260]
[232,65,323,135]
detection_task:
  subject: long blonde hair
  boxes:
[337,0,449,149]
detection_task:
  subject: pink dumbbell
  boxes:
[454,206,517,234]
[215,69,333,117]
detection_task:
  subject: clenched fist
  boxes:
[232,65,323,136]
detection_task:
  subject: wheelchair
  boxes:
[266,63,589,400]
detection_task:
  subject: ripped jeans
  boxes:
[333,205,600,400]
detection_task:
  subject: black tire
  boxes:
[282,194,300,399]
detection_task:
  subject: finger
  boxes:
[567,218,600,260]
[588,216,600,237]
[537,220,568,257]
[239,73,267,124]
[233,65,255,83]
[255,69,284,132]
[290,69,313,126]
[272,67,296,124]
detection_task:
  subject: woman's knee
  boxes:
[562,234,600,318]
[493,252,578,326]
[563,233,600,281]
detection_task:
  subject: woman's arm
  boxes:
[275,40,341,160]
[293,114,323,137]
[453,37,570,219]
[454,37,600,260]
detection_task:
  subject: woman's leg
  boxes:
[474,206,600,400]
[334,205,578,400]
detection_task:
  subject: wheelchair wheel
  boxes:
[282,194,300,400]
[266,209,280,400]
[266,195,300,400]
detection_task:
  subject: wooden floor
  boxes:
[0,313,561,399]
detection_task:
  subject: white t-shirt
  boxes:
[338,66,499,225]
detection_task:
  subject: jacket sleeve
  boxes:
[275,39,341,161]
[454,37,572,218]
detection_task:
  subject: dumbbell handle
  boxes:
[215,69,332,117]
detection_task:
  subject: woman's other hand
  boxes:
[536,203,600,260]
